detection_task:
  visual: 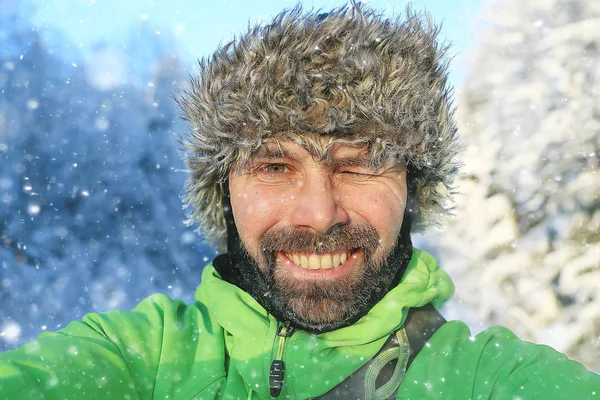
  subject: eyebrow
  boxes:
[251,144,291,160]
[329,155,373,168]
[252,144,372,164]
[250,142,385,169]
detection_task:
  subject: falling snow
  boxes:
[0,321,22,345]
[424,0,600,373]
[0,0,598,382]
[0,1,214,351]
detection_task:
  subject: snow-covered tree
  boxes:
[431,0,600,371]
[0,9,212,350]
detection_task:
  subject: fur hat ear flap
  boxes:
[178,3,462,250]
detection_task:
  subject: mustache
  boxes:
[260,223,380,254]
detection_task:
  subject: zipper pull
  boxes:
[269,322,295,398]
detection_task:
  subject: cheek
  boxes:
[363,193,403,226]
[229,186,289,246]
[339,186,406,241]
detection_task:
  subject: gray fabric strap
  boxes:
[404,303,446,367]
[313,304,446,400]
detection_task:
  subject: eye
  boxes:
[334,170,376,183]
[261,163,289,174]
[254,163,295,183]
[339,169,374,176]
[336,167,379,180]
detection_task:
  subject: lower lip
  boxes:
[277,249,362,280]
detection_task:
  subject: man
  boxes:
[1,3,598,400]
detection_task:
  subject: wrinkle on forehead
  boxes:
[262,134,365,162]
[230,132,404,174]
[262,132,391,164]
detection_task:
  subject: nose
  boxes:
[289,169,349,233]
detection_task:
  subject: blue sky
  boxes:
[28,0,484,90]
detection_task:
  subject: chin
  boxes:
[288,296,351,326]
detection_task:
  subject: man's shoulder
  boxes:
[0,292,227,400]
[425,320,584,366]
[70,292,220,345]
[401,320,600,399]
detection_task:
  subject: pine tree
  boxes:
[0,9,209,350]
[431,0,600,371]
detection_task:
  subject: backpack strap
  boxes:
[313,304,446,400]
[404,303,447,367]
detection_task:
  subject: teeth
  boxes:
[300,255,308,269]
[285,251,352,270]
[320,254,332,269]
[308,254,320,269]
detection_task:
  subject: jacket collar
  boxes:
[195,248,454,399]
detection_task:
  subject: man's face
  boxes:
[229,137,408,326]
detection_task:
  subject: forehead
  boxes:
[252,134,372,162]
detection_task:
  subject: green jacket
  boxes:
[0,249,598,399]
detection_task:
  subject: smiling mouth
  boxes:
[283,249,357,270]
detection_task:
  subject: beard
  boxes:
[230,216,412,332]
[251,224,384,329]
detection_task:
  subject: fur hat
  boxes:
[177,3,462,251]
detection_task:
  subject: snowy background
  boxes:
[1,0,598,373]
[430,0,600,372]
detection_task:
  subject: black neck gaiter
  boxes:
[213,182,413,333]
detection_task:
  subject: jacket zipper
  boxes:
[269,321,295,398]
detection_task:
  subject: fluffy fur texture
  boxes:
[177,3,462,250]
